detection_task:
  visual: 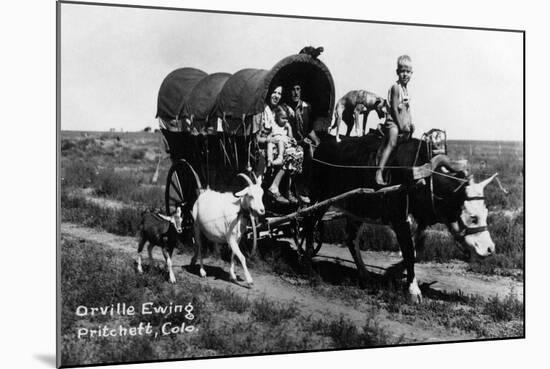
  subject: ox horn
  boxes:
[430,154,468,173]
[237,173,254,187]
[479,173,498,189]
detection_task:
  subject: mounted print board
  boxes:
[57,1,524,367]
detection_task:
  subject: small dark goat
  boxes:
[137,207,183,283]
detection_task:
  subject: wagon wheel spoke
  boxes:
[165,161,201,221]
[171,173,184,200]
[296,219,323,257]
[169,180,183,201]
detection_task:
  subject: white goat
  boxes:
[192,173,264,287]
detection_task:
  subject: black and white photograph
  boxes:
[56,1,524,367]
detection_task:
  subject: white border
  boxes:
[4,0,543,368]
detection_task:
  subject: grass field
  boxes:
[59,130,524,365]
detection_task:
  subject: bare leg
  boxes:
[268,168,285,194]
[162,248,176,283]
[137,238,146,274]
[229,240,253,286]
[286,175,298,203]
[376,126,398,186]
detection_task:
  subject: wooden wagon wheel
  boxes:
[165,159,202,218]
[293,218,324,257]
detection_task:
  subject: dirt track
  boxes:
[61,222,523,343]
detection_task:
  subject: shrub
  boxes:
[357,223,398,252]
[483,292,524,322]
[488,211,524,264]
[62,160,98,188]
[131,148,147,160]
[210,288,251,314]
[251,297,298,325]
[61,193,143,236]
[129,186,165,209]
[416,228,463,262]
[309,316,393,348]
[61,139,76,151]
[95,168,140,198]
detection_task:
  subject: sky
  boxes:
[60,3,523,141]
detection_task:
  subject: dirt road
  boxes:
[61,222,522,343]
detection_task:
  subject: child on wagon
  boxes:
[266,105,294,167]
[376,55,415,186]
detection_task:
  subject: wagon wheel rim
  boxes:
[165,160,201,216]
[294,219,323,256]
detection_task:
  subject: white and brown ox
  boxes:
[191,173,264,287]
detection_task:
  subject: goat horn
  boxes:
[237,173,253,187]
[430,154,467,173]
[250,171,258,184]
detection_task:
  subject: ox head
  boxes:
[235,173,265,217]
[450,173,498,257]
[430,156,497,258]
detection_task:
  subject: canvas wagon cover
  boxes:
[187,72,232,120]
[156,67,208,121]
[156,52,335,134]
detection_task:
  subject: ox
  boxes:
[192,173,265,287]
[308,133,497,302]
[137,207,183,283]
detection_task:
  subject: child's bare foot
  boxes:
[267,188,289,204]
[375,169,387,186]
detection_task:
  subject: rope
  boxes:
[494,176,510,194]
[312,157,470,184]
[312,158,411,169]
[428,169,469,183]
